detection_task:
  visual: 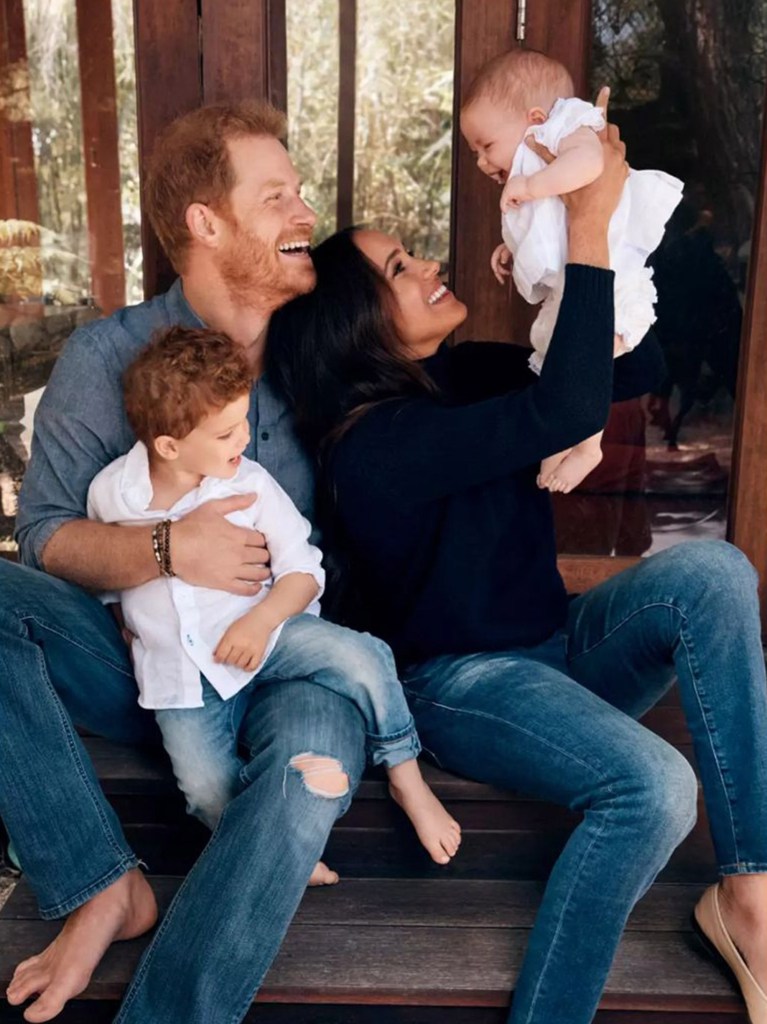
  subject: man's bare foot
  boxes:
[6,869,157,1023]
[719,875,767,993]
[541,444,603,494]
[308,861,339,886]
[388,761,461,865]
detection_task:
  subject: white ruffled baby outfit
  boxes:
[501,97,683,373]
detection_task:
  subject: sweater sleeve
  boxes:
[333,264,615,505]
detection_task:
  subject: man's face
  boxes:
[215,136,318,311]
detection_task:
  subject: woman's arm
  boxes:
[333,123,629,506]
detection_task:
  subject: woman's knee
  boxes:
[633,746,698,845]
[659,540,757,605]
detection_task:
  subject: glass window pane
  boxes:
[286,0,455,260]
[553,0,767,556]
[0,0,140,555]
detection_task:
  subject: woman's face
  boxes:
[353,230,468,359]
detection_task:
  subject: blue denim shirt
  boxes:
[16,279,316,570]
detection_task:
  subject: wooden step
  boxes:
[0,879,746,1020]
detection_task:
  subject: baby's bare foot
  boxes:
[538,449,571,489]
[6,869,157,1023]
[388,763,461,866]
[543,445,603,494]
[308,861,339,886]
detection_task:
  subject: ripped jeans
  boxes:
[0,559,367,1024]
[155,613,420,829]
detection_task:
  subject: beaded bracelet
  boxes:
[151,519,175,577]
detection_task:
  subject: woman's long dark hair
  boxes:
[266,227,438,455]
[266,227,441,623]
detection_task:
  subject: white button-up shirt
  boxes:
[87,442,324,710]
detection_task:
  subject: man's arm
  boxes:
[17,325,270,594]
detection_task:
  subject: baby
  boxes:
[87,325,461,876]
[460,48,683,493]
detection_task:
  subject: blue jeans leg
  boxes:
[260,614,420,768]
[154,678,253,830]
[113,680,366,1024]
[403,636,698,1024]
[567,540,767,873]
[0,560,153,918]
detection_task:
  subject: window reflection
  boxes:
[554,0,767,556]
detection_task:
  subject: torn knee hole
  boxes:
[288,753,349,797]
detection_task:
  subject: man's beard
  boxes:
[217,222,315,310]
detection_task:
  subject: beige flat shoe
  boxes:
[693,883,767,1024]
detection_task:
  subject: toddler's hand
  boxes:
[490,244,512,285]
[500,174,536,211]
[214,613,272,672]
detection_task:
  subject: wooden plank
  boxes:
[336,0,356,229]
[0,0,39,224]
[450,1,516,344]
[523,0,592,97]
[75,0,126,314]
[729,78,767,633]
[0,878,713,933]
[133,0,201,299]
[0,918,743,1009]
[558,555,640,594]
[115,818,716,882]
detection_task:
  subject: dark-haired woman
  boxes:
[268,127,767,1024]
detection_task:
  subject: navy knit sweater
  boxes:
[327,265,664,664]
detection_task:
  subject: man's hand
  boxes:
[213,610,272,672]
[171,494,271,596]
[490,243,512,285]
[500,174,537,211]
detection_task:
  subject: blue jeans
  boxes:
[0,559,367,1023]
[402,541,767,1024]
[156,614,420,829]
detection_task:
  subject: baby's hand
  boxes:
[214,612,272,672]
[490,244,512,285]
[501,174,537,211]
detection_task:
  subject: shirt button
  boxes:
[261,431,270,441]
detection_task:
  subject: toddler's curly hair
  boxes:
[124,325,253,445]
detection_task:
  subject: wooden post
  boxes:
[729,78,767,631]
[75,0,126,314]
[336,0,356,230]
[0,0,41,299]
[0,0,38,223]
[133,0,202,299]
[450,0,516,343]
[200,0,287,109]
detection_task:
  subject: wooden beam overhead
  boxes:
[75,0,126,314]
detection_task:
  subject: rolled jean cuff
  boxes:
[719,861,767,877]
[366,719,422,769]
[38,854,142,920]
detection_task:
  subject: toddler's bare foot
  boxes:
[388,761,461,865]
[537,449,571,490]
[6,868,157,1023]
[542,445,603,494]
[308,860,339,886]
